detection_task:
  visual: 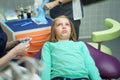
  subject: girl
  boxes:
[40,15,101,80]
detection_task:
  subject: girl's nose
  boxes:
[62,25,66,29]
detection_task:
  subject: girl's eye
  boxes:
[65,23,70,26]
[56,23,62,27]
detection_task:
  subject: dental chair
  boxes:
[86,18,120,80]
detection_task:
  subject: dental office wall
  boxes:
[80,0,120,38]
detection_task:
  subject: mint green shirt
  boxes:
[41,41,101,80]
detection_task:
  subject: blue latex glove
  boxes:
[34,0,50,24]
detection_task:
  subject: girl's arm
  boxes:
[81,42,102,80]
[40,42,51,80]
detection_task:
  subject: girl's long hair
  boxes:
[49,15,77,42]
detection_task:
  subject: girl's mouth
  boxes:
[62,30,67,33]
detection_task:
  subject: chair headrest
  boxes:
[92,18,120,42]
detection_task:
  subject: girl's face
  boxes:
[54,17,71,41]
